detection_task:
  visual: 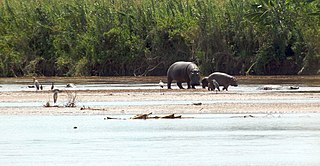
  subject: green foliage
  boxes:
[0,0,319,76]
[246,0,320,74]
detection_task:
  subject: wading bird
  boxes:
[53,89,59,104]
[33,77,40,90]
[51,82,54,90]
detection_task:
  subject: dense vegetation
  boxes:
[0,0,319,77]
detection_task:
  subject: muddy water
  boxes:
[0,114,320,166]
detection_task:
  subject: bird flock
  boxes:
[32,77,76,107]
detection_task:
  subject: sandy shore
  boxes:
[0,88,319,115]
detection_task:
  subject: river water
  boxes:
[0,114,320,166]
[1,76,320,165]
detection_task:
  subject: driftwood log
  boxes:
[80,106,107,111]
[130,113,182,119]
[130,112,153,119]
[105,113,184,120]
[160,114,182,119]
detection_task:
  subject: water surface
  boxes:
[0,114,320,166]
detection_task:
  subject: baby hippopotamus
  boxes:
[202,72,238,91]
[208,79,220,91]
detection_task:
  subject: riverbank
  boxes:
[0,88,319,115]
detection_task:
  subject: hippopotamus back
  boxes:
[167,61,200,89]
[207,72,238,91]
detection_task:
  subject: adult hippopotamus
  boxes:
[167,61,201,89]
[203,72,238,91]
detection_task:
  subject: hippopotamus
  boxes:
[167,61,201,89]
[202,72,238,91]
[201,77,209,88]
[208,79,220,91]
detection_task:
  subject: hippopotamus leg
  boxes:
[208,82,213,91]
[214,83,220,91]
[167,77,173,89]
[177,82,184,89]
[223,85,229,91]
[187,81,196,89]
[208,85,215,91]
[187,81,192,89]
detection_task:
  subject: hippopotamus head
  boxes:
[201,77,208,88]
[189,69,200,86]
[230,77,238,87]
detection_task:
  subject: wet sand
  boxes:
[0,88,319,115]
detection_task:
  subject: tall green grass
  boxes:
[0,0,319,76]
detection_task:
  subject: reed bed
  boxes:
[0,0,319,76]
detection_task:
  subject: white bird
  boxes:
[33,77,40,90]
[66,83,76,88]
[159,80,164,88]
[159,80,164,95]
